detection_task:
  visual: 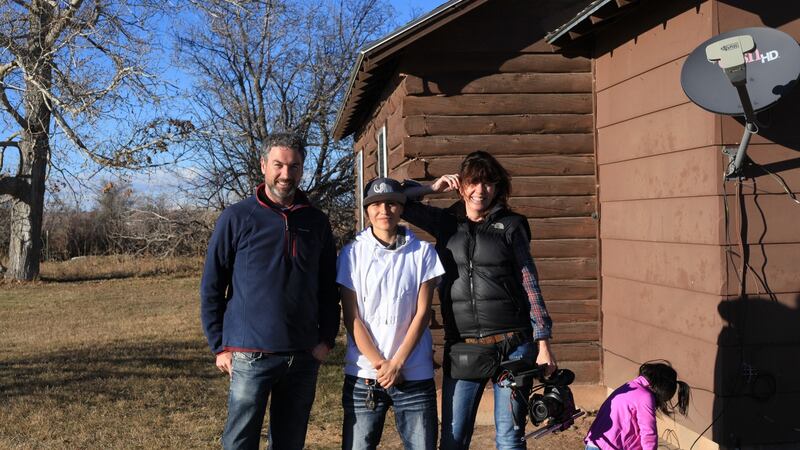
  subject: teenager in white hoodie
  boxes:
[337,177,445,450]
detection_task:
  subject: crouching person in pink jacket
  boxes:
[585,361,691,450]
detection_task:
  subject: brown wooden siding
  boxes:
[595,0,800,447]
[594,2,721,443]
[593,0,715,90]
[391,0,600,383]
[417,154,596,176]
[596,103,718,164]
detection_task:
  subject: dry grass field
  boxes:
[0,256,591,449]
[38,255,205,281]
[0,257,346,449]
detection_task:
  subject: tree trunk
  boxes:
[5,39,51,280]
[5,131,48,280]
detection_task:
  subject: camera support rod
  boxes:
[525,411,586,440]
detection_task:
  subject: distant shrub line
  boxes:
[0,185,217,262]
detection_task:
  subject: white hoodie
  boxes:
[336,226,445,381]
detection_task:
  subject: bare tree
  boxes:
[174,0,392,239]
[0,1,190,280]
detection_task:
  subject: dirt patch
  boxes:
[469,417,592,449]
[376,415,593,449]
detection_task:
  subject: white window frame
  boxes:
[357,149,365,229]
[376,124,388,177]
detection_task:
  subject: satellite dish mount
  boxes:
[705,35,758,177]
[681,27,800,179]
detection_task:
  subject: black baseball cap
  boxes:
[364,177,406,206]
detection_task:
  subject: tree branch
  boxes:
[0,61,28,128]
[44,0,85,48]
[46,100,119,167]
[0,29,24,56]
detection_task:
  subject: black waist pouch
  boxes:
[447,342,500,380]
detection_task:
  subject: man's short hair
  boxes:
[261,132,306,162]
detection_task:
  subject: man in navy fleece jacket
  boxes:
[200,132,340,450]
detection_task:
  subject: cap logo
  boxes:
[373,182,389,194]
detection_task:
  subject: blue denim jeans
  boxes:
[222,351,320,450]
[342,375,437,450]
[440,340,537,450]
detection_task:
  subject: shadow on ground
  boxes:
[0,339,218,402]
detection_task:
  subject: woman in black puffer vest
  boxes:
[402,151,557,450]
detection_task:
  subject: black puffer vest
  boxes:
[439,203,532,339]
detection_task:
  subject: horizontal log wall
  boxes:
[352,74,408,225]
[388,0,600,383]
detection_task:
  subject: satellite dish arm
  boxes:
[727,121,757,177]
[734,83,758,124]
[724,81,759,177]
[705,35,759,177]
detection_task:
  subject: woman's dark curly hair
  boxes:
[458,151,511,207]
[639,361,691,416]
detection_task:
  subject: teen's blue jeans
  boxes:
[342,375,438,450]
[222,351,320,450]
[440,340,537,450]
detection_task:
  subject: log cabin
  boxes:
[335,1,800,448]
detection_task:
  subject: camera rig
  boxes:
[498,359,585,440]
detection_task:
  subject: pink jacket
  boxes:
[585,376,657,450]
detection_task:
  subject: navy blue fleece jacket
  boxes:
[200,185,340,354]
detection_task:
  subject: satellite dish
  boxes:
[681,27,800,177]
[681,27,800,116]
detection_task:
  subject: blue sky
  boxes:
[125,0,449,204]
[0,0,449,207]
[394,0,447,21]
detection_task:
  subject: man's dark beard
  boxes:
[269,179,296,201]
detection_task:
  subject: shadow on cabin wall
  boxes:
[718,0,800,28]
[715,102,800,447]
[591,0,704,58]
[713,294,800,448]
[735,84,800,157]
[711,0,800,156]
[591,0,800,58]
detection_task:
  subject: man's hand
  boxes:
[311,342,331,362]
[216,351,232,377]
[376,359,403,389]
[431,174,460,193]
[536,339,558,378]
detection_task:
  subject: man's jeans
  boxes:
[222,351,320,450]
[342,375,437,450]
[440,340,537,450]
